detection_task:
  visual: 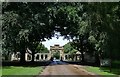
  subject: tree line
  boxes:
[2,2,120,66]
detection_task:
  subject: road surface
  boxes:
[37,60,99,77]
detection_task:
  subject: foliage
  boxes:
[52,50,60,59]
[2,2,54,62]
[86,3,120,60]
[2,2,120,63]
[36,43,49,53]
[63,42,74,53]
[63,42,78,56]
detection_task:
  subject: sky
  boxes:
[42,36,70,50]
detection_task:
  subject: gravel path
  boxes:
[36,61,100,77]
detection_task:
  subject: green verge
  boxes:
[0,67,2,77]
[2,66,43,75]
[84,66,120,77]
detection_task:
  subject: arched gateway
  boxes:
[25,44,65,61]
[50,44,64,60]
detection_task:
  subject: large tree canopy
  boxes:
[2,2,55,62]
[2,2,120,65]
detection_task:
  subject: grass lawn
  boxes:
[2,66,43,76]
[84,66,120,77]
[0,67,2,76]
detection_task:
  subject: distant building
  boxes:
[9,44,83,62]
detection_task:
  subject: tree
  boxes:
[84,2,120,69]
[2,2,120,67]
[63,42,74,53]
[2,2,55,63]
[36,43,49,53]
[63,42,78,61]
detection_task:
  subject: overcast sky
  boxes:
[42,36,70,50]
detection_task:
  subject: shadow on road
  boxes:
[2,61,51,67]
[49,60,69,66]
[2,60,96,67]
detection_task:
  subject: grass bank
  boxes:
[2,66,43,76]
[84,66,120,77]
[0,67,2,77]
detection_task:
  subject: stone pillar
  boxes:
[39,54,41,61]
[64,55,66,60]
[25,53,28,61]
[41,54,43,60]
[43,54,45,60]
[45,54,46,60]
[62,50,64,60]
[11,53,15,61]
[34,54,36,61]
[64,55,65,61]
[25,53,32,61]
[48,53,51,60]
[59,50,62,60]
[74,55,76,61]
[44,54,46,60]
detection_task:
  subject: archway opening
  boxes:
[52,50,60,60]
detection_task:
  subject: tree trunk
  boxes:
[31,51,35,62]
[110,50,112,72]
[20,48,26,64]
[81,51,84,63]
[31,48,36,62]
[95,53,100,66]
[20,41,26,64]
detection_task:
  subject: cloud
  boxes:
[42,36,69,50]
